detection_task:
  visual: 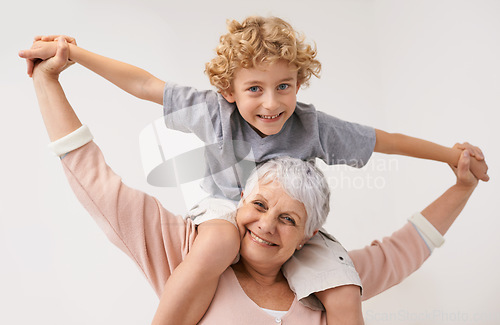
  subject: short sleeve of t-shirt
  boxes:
[163,82,243,199]
[316,111,376,167]
[163,82,225,145]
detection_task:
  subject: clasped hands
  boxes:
[19,35,76,78]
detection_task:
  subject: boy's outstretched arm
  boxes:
[19,35,165,105]
[374,129,489,182]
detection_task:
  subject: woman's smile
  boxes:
[248,229,277,247]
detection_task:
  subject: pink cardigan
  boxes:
[61,141,430,324]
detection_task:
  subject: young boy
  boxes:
[20,16,488,325]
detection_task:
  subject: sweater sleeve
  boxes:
[348,222,431,301]
[59,140,197,297]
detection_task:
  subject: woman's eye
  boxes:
[249,86,260,92]
[278,84,289,90]
[253,201,265,209]
[281,215,296,225]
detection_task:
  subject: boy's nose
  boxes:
[262,93,280,111]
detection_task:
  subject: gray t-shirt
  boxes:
[163,83,376,201]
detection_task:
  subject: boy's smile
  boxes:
[222,60,300,137]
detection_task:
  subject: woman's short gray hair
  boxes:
[242,156,330,238]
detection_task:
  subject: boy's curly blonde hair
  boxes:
[205,16,321,93]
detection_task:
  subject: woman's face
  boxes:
[236,180,308,271]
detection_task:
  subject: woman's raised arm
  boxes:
[349,149,479,300]
[32,38,82,142]
[29,38,197,298]
[419,149,478,236]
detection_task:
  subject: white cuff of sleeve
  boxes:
[409,212,445,252]
[48,125,93,157]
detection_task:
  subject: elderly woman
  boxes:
[31,38,479,324]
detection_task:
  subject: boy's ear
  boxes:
[296,82,301,94]
[222,90,236,103]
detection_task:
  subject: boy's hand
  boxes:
[19,35,76,77]
[453,142,489,182]
[34,35,77,44]
[455,142,484,160]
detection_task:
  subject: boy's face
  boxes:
[222,60,300,137]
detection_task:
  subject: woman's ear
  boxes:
[297,229,318,250]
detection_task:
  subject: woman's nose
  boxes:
[257,213,277,234]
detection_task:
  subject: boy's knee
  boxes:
[316,284,362,307]
[317,285,364,324]
[194,220,240,266]
[198,220,240,245]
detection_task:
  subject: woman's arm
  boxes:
[32,38,82,141]
[59,140,195,297]
[349,149,479,300]
[30,38,196,297]
[420,150,477,235]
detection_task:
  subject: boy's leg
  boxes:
[151,219,240,325]
[316,285,364,325]
[282,229,364,323]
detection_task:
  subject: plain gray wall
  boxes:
[2,0,499,324]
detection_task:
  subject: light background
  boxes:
[1,0,499,324]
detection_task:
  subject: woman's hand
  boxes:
[19,35,76,77]
[450,146,480,189]
[420,145,480,237]
[31,37,71,80]
[452,142,489,182]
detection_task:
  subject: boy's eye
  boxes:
[277,84,289,90]
[248,86,260,92]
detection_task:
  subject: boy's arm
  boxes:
[69,43,165,104]
[19,35,165,105]
[374,129,489,181]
